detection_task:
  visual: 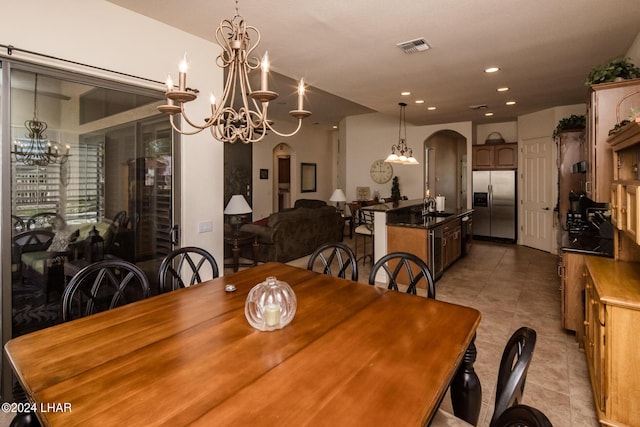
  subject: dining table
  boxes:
[5,262,482,426]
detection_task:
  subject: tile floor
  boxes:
[0,239,598,426]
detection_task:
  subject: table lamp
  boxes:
[329,188,346,212]
[224,194,252,236]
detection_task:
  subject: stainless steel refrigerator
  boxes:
[472,170,516,241]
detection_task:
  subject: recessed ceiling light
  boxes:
[332,125,338,129]
[415,100,425,104]
[427,106,437,111]
[484,67,500,73]
[401,91,411,96]
[485,112,494,116]
[506,101,516,105]
[497,87,509,92]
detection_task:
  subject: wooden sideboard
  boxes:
[580,115,640,426]
[583,257,640,426]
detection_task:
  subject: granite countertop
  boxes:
[363,199,472,230]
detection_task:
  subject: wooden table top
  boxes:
[5,262,481,426]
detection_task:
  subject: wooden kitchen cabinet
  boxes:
[472,143,517,170]
[442,220,461,269]
[608,118,640,252]
[559,252,585,342]
[587,79,640,202]
[583,257,640,426]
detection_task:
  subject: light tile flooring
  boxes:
[0,240,598,426]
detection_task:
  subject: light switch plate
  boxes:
[198,221,213,233]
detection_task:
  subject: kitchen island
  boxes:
[361,199,473,281]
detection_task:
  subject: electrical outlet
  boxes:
[198,221,213,233]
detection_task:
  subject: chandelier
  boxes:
[384,102,419,165]
[12,74,70,167]
[157,0,311,144]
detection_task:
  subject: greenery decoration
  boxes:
[553,114,586,139]
[585,57,640,86]
[391,176,400,201]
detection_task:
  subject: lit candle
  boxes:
[210,93,216,112]
[260,51,269,92]
[297,78,305,110]
[47,142,51,154]
[178,53,188,92]
[65,144,70,155]
[263,303,281,327]
[165,74,173,92]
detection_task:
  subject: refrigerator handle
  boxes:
[488,184,492,204]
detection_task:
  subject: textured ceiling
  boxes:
[108,0,640,129]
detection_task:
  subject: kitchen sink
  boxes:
[426,212,453,218]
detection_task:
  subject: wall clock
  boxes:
[370,159,393,184]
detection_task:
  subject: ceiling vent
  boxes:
[469,104,489,110]
[396,38,430,54]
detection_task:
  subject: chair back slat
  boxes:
[368,251,435,298]
[62,260,150,321]
[491,327,537,426]
[307,242,358,281]
[158,246,219,293]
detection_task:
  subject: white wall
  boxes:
[251,125,336,220]
[476,121,518,145]
[627,32,640,64]
[0,0,224,258]
[344,112,473,206]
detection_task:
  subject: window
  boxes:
[11,132,105,224]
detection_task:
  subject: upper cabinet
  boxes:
[472,143,517,170]
[607,117,640,253]
[587,79,640,202]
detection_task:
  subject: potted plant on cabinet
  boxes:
[553,114,586,140]
[585,57,640,86]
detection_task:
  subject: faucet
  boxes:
[422,195,436,216]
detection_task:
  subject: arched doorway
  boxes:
[273,143,294,212]
[424,130,467,210]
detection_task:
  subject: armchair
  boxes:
[12,230,72,302]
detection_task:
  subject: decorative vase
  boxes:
[245,276,297,331]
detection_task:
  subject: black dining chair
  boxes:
[61,260,150,321]
[368,251,435,299]
[307,242,358,281]
[490,327,538,424]
[158,246,219,293]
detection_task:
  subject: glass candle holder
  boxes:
[245,276,297,331]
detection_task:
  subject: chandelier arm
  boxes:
[243,25,262,71]
[265,119,304,138]
[168,114,204,136]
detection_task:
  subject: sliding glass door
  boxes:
[2,63,179,343]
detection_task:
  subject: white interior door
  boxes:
[521,137,554,252]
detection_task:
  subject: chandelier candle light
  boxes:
[12,74,70,166]
[384,102,419,165]
[157,0,311,143]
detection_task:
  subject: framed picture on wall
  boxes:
[260,168,268,179]
[301,163,316,192]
